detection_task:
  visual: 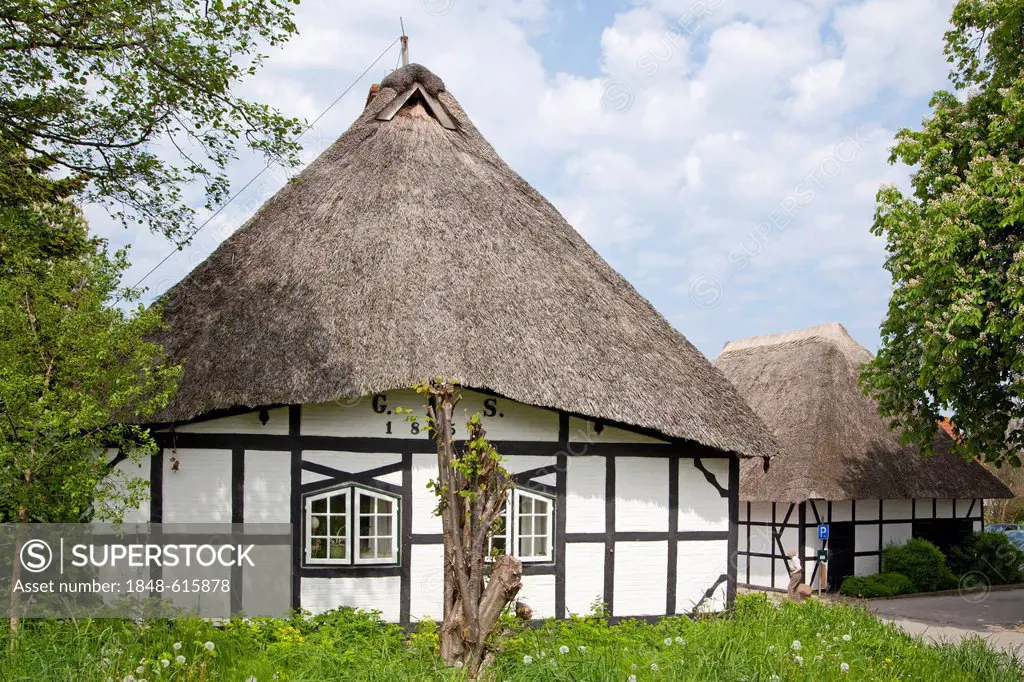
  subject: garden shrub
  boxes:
[838,572,916,598]
[882,538,957,592]
[947,532,1024,586]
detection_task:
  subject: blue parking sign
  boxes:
[817,524,829,540]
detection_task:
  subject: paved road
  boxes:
[865,589,1024,658]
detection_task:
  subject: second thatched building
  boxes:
[716,323,1012,592]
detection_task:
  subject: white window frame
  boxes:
[304,487,351,566]
[353,487,400,565]
[303,484,400,566]
[488,488,555,563]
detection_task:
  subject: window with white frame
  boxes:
[488,489,554,562]
[305,485,399,565]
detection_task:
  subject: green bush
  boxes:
[882,538,957,592]
[947,532,1024,586]
[838,572,916,598]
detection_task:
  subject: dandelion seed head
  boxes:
[135,667,144,675]
[675,636,685,644]
[842,634,851,641]
[523,655,533,665]
[664,637,673,646]
[627,676,637,682]
[204,641,215,651]
[578,645,587,652]
[840,662,850,674]
[175,656,185,665]
[794,655,803,666]
[651,663,659,671]
[160,659,169,668]
[559,645,569,654]
[791,640,801,650]
[172,642,182,651]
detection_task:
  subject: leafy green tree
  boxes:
[0,202,180,526]
[0,0,305,238]
[864,0,1024,466]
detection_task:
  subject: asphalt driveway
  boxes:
[865,588,1024,657]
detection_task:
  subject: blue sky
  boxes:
[93,0,959,358]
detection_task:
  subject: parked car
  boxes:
[1005,530,1024,552]
[986,523,1021,533]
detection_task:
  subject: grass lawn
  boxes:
[0,594,1019,681]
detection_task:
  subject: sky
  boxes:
[92,0,960,358]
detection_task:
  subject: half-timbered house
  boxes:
[112,63,778,623]
[716,323,1012,592]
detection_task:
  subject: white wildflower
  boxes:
[675,636,685,644]
[160,659,170,668]
[651,663,659,671]
[204,641,215,652]
[794,655,803,666]
[135,667,144,675]
[559,645,569,654]
[628,676,637,682]
[455,661,463,669]
[522,655,533,665]
[842,634,851,641]
[791,640,801,651]
[175,656,185,665]
[172,642,182,651]
[578,645,587,652]
[840,662,850,674]
[665,637,673,646]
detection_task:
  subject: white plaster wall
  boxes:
[301,577,401,621]
[855,555,880,576]
[519,575,557,619]
[973,520,983,532]
[749,502,773,522]
[778,527,799,554]
[746,524,774,555]
[613,541,667,616]
[884,499,913,520]
[615,457,669,532]
[503,455,556,475]
[737,554,747,582]
[955,499,974,518]
[855,524,880,553]
[565,457,605,533]
[831,501,853,522]
[567,417,666,444]
[936,498,954,518]
[676,539,726,614]
[300,390,558,441]
[458,390,558,441]
[301,451,402,485]
[748,555,773,589]
[679,459,728,531]
[244,451,290,523]
[170,407,290,435]
[409,544,444,621]
[564,543,605,616]
[411,453,441,534]
[162,449,231,523]
[737,527,747,552]
[882,522,913,549]
[856,500,880,521]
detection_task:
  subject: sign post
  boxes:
[816,525,830,596]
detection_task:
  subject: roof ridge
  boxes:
[719,322,871,364]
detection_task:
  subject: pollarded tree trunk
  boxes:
[425,381,523,677]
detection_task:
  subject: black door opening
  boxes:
[826,521,855,591]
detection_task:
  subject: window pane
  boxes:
[359,538,373,559]
[330,493,346,514]
[310,539,326,559]
[328,539,346,559]
[377,515,393,537]
[328,515,346,538]
[491,536,506,554]
[518,537,533,557]
[520,496,533,514]
[534,537,548,557]
[311,515,327,536]
[359,515,372,537]
[519,516,533,536]
[534,497,548,514]
[377,538,392,558]
[376,497,392,514]
[535,515,548,536]
[312,498,327,514]
[360,494,374,514]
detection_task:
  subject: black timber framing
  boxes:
[151,401,740,621]
[666,454,679,615]
[737,497,984,591]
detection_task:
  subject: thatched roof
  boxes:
[716,323,1012,501]
[151,63,777,459]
